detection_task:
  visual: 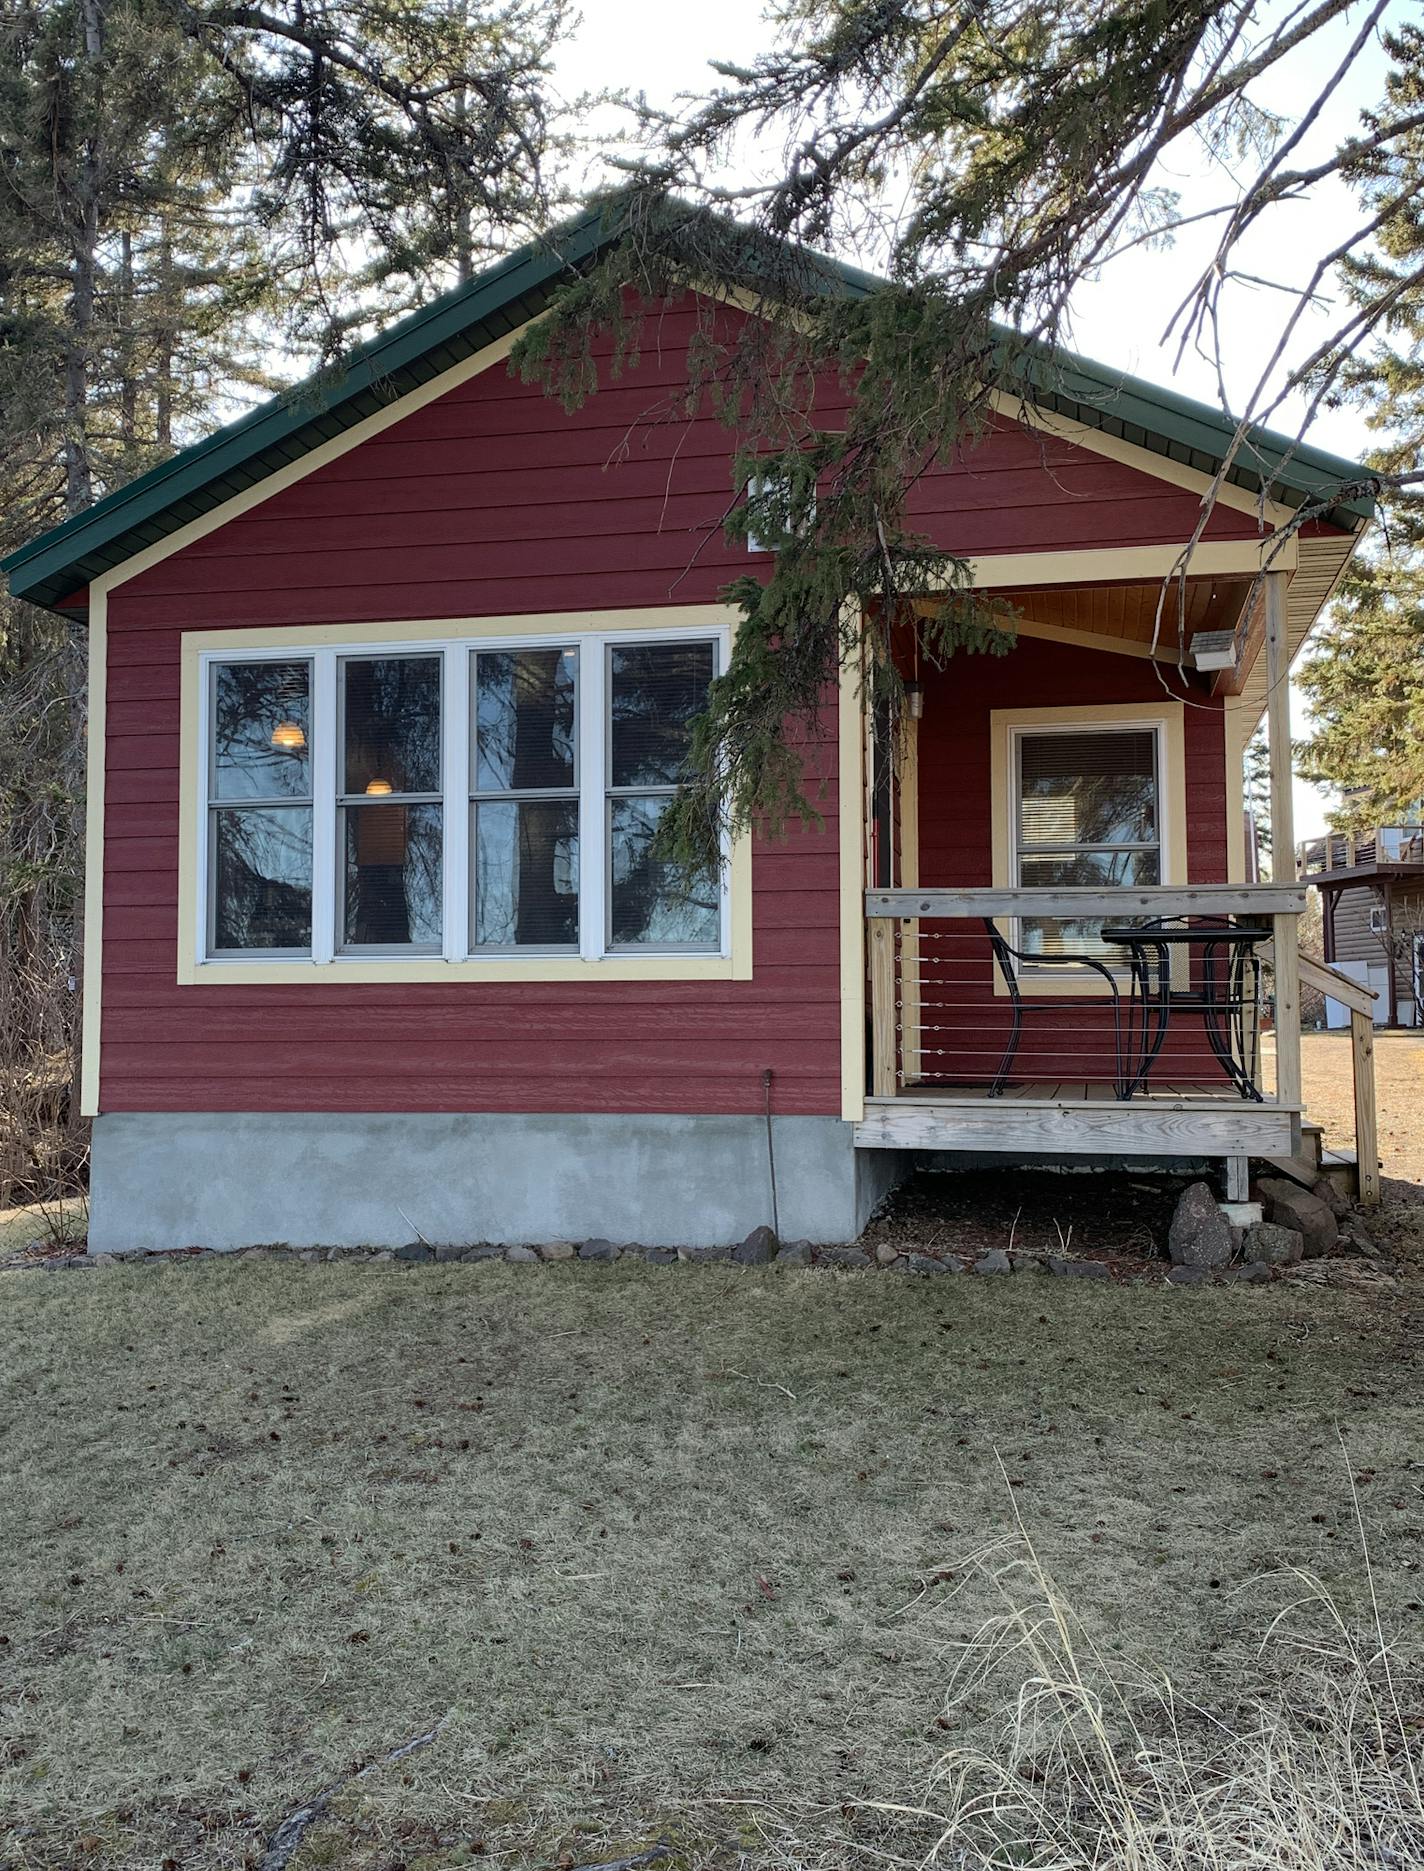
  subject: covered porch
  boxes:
[853,562,1381,1205]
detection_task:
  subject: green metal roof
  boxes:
[4,203,1375,614]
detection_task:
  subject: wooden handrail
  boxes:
[866,885,1307,918]
[1259,944,1378,1018]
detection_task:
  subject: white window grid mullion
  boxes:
[443,646,470,961]
[311,649,337,962]
[579,639,607,961]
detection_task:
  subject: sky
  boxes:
[551,0,1407,840]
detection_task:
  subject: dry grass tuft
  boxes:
[890,1479,1424,1870]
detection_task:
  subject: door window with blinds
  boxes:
[197,629,725,964]
[1011,724,1163,963]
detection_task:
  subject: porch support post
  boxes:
[898,717,922,1087]
[1224,1155,1250,1203]
[1264,572,1294,875]
[1273,909,1304,1156]
[1351,1009,1381,1208]
[869,917,898,1097]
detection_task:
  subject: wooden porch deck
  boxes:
[854,1082,1297,1156]
[858,886,1380,1199]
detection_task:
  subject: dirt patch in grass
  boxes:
[859,1168,1187,1266]
[3,1252,1421,1869]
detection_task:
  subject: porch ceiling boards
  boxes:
[999,576,1253,659]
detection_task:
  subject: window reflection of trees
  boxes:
[213,662,311,800]
[610,795,719,947]
[344,805,441,947]
[211,661,313,950]
[607,644,718,950]
[215,809,312,949]
[341,657,442,949]
[1016,730,1162,961]
[343,657,441,795]
[609,644,710,787]
[473,649,579,949]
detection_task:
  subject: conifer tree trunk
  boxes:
[63,0,105,517]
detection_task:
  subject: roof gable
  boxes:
[4,203,1373,614]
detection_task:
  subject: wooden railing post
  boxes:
[1350,1009,1381,1208]
[1272,909,1303,1156]
[869,915,898,1097]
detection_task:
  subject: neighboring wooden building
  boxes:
[3,210,1381,1250]
[1298,822,1424,1026]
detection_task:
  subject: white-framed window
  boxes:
[745,465,816,555]
[196,626,728,966]
[1008,720,1165,963]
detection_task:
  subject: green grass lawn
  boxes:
[2,1243,1421,1869]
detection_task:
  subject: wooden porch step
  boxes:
[1258,1137,1360,1203]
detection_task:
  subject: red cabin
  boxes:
[4,212,1375,1250]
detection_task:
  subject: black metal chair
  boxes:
[982,918,1128,1098]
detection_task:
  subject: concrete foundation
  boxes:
[88,1111,909,1254]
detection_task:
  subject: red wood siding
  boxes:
[100,297,1238,1117]
[913,637,1229,1090]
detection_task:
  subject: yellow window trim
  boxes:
[988,700,1189,999]
[177,606,752,989]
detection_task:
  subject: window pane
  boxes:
[342,803,442,947]
[1018,849,1161,962]
[1018,730,1157,847]
[343,656,441,795]
[609,795,719,948]
[475,648,576,792]
[473,800,579,948]
[609,642,714,788]
[212,662,310,800]
[1019,849,1161,891]
[213,806,312,950]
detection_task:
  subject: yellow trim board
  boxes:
[79,583,108,1116]
[182,951,747,987]
[838,625,867,1123]
[177,606,751,988]
[967,538,1295,589]
[988,700,1188,999]
[176,607,734,655]
[1223,693,1253,884]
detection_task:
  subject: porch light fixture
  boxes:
[364,777,394,796]
[1189,629,1238,672]
[270,720,306,751]
[904,680,926,720]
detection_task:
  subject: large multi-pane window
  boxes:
[198,630,724,963]
[1011,725,1163,961]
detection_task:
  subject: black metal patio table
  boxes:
[1098,918,1272,1101]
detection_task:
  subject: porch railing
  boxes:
[1297,825,1424,876]
[866,884,1380,1205]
